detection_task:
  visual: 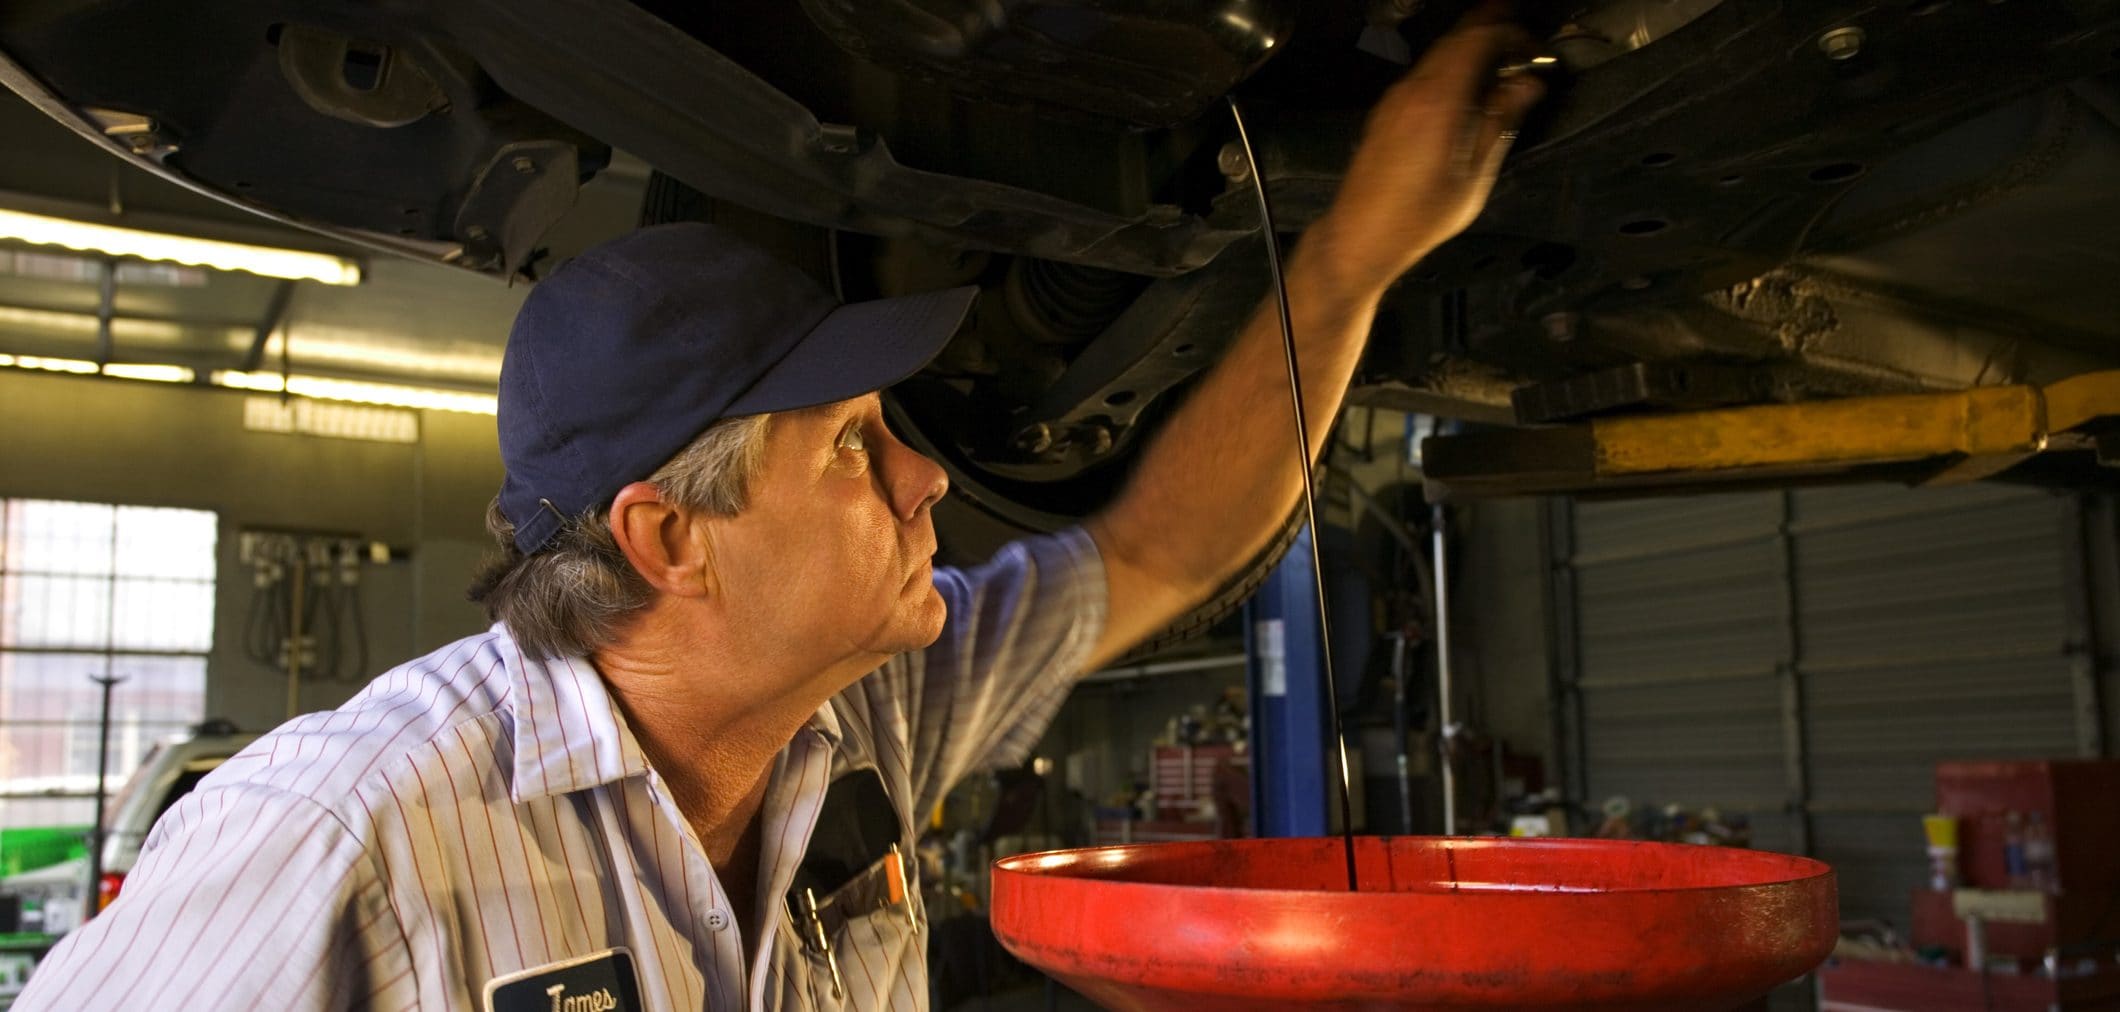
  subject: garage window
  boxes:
[0,500,215,829]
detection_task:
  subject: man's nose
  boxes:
[887,439,948,521]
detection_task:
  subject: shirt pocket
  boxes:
[815,848,924,934]
[792,849,928,1009]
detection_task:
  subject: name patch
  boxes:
[483,948,641,1012]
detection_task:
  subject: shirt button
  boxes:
[705,908,732,932]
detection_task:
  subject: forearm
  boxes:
[1095,217,1398,586]
[1075,13,1540,666]
[1081,216,1413,666]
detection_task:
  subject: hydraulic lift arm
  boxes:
[1422,370,2120,499]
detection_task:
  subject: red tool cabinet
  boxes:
[1821,759,2120,1011]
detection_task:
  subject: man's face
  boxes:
[702,393,950,672]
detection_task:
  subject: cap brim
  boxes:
[725,285,978,416]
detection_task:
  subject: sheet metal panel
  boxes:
[1810,811,1931,927]
[1805,653,2079,811]
[1794,492,2066,670]
[1572,494,1784,566]
[1786,480,2044,529]
[1582,674,1786,811]
[1570,492,1790,838]
[1793,486,2075,811]
[1563,483,2081,939]
[1576,537,1785,686]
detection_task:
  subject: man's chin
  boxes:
[907,590,948,649]
[880,587,948,655]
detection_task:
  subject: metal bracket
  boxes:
[276,26,447,129]
[453,140,579,277]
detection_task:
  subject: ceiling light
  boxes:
[101,363,196,383]
[4,354,99,375]
[249,330,503,384]
[213,370,496,415]
[0,355,491,414]
[0,356,192,381]
[0,208,363,286]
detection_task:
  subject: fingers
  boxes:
[1402,20,1538,112]
[1465,73,1545,177]
[1374,13,1543,175]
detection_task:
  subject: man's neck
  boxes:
[597,620,867,949]
[588,602,882,860]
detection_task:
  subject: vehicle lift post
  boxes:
[1246,525,1332,837]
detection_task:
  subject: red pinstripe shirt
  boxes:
[22,529,1104,1011]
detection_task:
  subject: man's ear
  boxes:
[609,482,712,598]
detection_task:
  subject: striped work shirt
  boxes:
[22,528,1105,1011]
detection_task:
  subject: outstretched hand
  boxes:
[1313,11,1546,296]
[1081,11,1547,670]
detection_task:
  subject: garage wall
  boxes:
[1452,497,1556,772]
[1554,482,2109,931]
[2085,495,2120,763]
[0,368,503,733]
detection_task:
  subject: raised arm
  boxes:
[1082,15,1543,669]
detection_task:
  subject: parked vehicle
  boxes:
[0,720,256,939]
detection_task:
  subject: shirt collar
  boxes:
[806,693,845,751]
[495,623,849,802]
[496,623,652,803]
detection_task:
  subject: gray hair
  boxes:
[468,414,771,659]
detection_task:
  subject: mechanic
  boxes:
[20,13,1540,1012]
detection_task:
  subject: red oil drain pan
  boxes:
[991,836,1836,1010]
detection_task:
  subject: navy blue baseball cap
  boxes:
[496,223,977,555]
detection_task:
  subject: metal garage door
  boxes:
[1553,482,2104,930]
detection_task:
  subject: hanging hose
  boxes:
[242,536,376,686]
[1226,96,1362,892]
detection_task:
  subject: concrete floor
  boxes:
[944,980,1102,1012]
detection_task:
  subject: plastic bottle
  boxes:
[1923,814,1961,891]
[2023,811,2057,894]
[2003,811,2029,889]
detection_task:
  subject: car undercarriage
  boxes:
[4,0,2118,564]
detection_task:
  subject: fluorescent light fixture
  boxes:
[0,355,492,414]
[0,208,363,286]
[0,355,194,381]
[101,363,196,383]
[211,369,286,392]
[214,370,496,415]
[5,354,99,375]
[247,330,503,384]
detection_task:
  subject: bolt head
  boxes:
[1541,312,1579,342]
[465,225,490,241]
[1012,423,1053,455]
[511,155,537,174]
[1216,143,1252,182]
[1819,26,1865,60]
[1084,425,1115,456]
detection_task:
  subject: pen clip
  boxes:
[888,843,920,929]
[799,887,846,999]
